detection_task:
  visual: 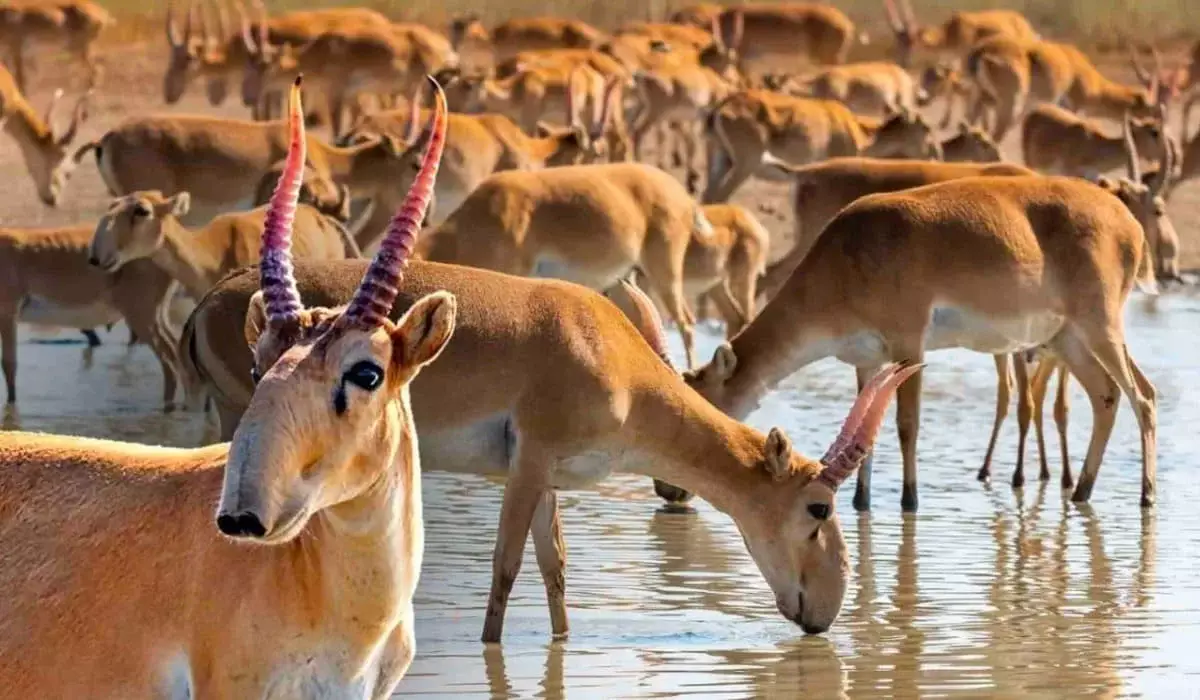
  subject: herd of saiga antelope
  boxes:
[0,0,1195,694]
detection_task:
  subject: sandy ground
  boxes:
[4,41,1198,273]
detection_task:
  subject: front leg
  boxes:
[531,489,569,638]
[483,443,555,642]
[370,619,415,700]
[895,353,925,512]
[852,364,884,512]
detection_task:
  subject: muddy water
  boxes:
[7,289,1200,698]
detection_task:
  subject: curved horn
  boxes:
[618,274,673,370]
[403,82,422,146]
[166,0,183,48]
[259,75,306,327]
[817,363,924,488]
[1150,121,1175,197]
[235,0,256,53]
[57,90,90,145]
[899,0,918,30]
[184,0,198,45]
[730,10,744,51]
[340,76,447,328]
[253,0,268,50]
[1123,110,1142,183]
[213,0,231,41]
[566,66,580,130]
[1150,47,1163,104]
[1129,45,1153,85]
[882,0,904,34]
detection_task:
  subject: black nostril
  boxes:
[801,622,828,635]
[216,511,267,537]
[87,256,99,267]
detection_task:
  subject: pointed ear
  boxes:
[763,427,793,480]
[244,290,268,349]
[168,191,191,217]
[390,291,457,381]
[712,343,737,381]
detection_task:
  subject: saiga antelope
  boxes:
[1021,104,1166,179]
[963,37,1078,141]
[0,62,88,206]
[183,240,921,644]
[488,16,607,61]
[883,0,1037,68]
[687,175,1158,511]
[88,190,360,302]
[940,122,1002,163]
[702,90,941,203]
[704,3,860,78]
[776,61,925,118]
[0,226,179,407]
[416,162,711,368]
[0,77,455,697]
[0,0,113,90]
[1065,45,1168,121]
[684,203,769,337]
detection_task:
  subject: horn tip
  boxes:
[293,73,303,88]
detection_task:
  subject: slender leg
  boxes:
[1028,354,1057,481]
[895,355,925,512]
[81,329,101,347]
[978,354,1012,482]
[1011,353,1033,488]
[530,489,569,639]
[483,444,554,643]
[707,282,747,338]
[1054,364,1073,489]
[852,364,884,512]
[1048,332,1119,505]
[0,313,16,403]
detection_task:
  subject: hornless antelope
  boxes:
[685,204,769,337]
[0,0,113,90]
[940,121,1002,163]
[89,191,360,302]
[76,112,412,224]
[779,61,925,118]
[883,0,1037,68]
[416,162,711,368]
[0,78,455,697]
[0,63,88,207]
[686,175,1159,511]
[702,90,942,203]
[755,157,1033,302]
[347,94,609,241]
[0,226,179,406]
[1021,104,1165,179]
[704,3,860,78]
[183,213,921,645]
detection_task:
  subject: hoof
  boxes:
[852,482,871,512]
[1070,483,1093,503]
[1011,472,1025,489]
[901,484,919,512]
[1141,492,1156,509]
[653,479,694,505]
[1038,469,1051,481]
[976,466,990,483]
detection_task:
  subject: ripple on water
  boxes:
[8,294,1200,697]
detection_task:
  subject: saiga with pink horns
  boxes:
[0,75,455,697]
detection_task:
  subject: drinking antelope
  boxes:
[89,190,360,302]
[0,226,179,407]
[0,77,454,697]
[413,162,708,367]
[686,175,1158,511]
[939,122,1002,162]
[0,62,88,207]
[702,90,941,203]
[183,236,920,644]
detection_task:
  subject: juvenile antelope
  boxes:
[0,78,454,697]
[686,175,1158,512]
[417,162,711,367]
[89,190,359,301]
[76,109,410,223]
[0,226,179,406]
[184,230,920,646]
[0,62,88,207]
[884,0,1037,68]
[685,204,769,336]
[703,90,941,203]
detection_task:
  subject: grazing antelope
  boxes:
[940,122,1002,163]
[702,90,941,203]
[777,61,925,118]
[163,0,247,108]
[919,61,972,128]
[0,64,88,207]
[685,204,769,337]
[347,94,609,242]
[76,112,412,224]
[1021,104,1165,179]
[686,174,1158,512]
[89,191,360,302]
[755,157,1033,302]
[0,78,454,698]
[416,162,711,368]
[0,226,179,406]
[705,3,860,77]
[0,0,113,90]
[1065,46,1166,122]
[884,0,1037,68]
[183,220,921,646]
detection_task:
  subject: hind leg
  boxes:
[1028,353,1057,481]
[1047,331,1119,504]
[531,490,569,638]
[978,354,1012,482]
[0,312,15,403]
[1011,353,1033,488]
[852,363,884,512]
[1054,364,1073,489]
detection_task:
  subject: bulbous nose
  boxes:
[87,255,100,267]
[799,620,829,635]
[216,511,267,538]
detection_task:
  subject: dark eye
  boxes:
[343,361,384,391]
[807,503,831,521]
[132,204,150,218]
[250,366,261,385]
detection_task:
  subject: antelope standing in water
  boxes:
[0,76,453,698]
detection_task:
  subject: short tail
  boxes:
[692,205,714,240]
[1135,238,1159,295]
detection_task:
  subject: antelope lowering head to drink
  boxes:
[0,75,454,698]
[0,63,88,207]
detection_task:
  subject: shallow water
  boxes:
[8,288,1200,698]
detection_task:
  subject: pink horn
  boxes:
[258,74,306,326]
[339,76,447,328]
[818,363,924,489]
[618,275,673,370]
[819,363,902,464]
[403,82,422,146]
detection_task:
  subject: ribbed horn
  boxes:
[259,74,305,327]
[817,363,924,489]
[618,274,673,370]
[340,76,447,328]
